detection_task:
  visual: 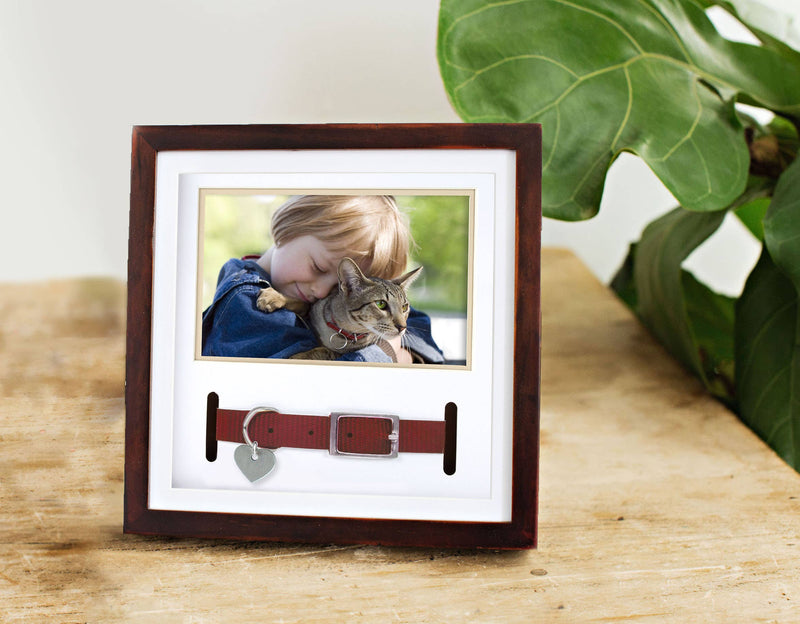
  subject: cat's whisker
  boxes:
[411,324,434,337]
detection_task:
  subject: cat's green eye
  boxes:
[402,303,409,312]
[375,300,387,310]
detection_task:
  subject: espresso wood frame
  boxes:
[124,124,541,549]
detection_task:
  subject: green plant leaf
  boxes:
[609,242,638,309]
[734,196,769,241]
[735,249,799,469]
[612,206,734,396]
[764,156,800,288]
[728,174,776,240]
[682,269,736,404]
[438,0,800,219]
[736,156,800,470]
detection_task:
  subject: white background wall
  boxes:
[2,0,797,294]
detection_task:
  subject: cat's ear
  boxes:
[337,257,368,295]
[393,266,422,290]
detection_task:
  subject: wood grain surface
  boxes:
[1,249,798,623]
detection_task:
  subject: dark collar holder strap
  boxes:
[216,407,447,457]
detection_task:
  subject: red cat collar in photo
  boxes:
[325,319,368,349]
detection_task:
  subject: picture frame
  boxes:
[124,123,541,549]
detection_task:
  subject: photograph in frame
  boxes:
[124,124,541,549]
[197,190,473,368]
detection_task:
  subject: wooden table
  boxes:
[2,249,798,622]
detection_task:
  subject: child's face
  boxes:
[268,234,347,304]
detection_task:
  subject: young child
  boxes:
[201,195,444,364]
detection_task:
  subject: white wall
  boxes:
[1,0,797,294]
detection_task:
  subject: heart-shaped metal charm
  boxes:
[234,444,276,482]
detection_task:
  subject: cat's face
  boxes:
[337,258,420,339]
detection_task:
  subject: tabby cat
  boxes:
[256,257,421,361]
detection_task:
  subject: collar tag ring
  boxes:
[234,406,278,483]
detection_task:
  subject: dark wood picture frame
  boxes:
[124,124,541,549]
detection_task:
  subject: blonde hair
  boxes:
[271,195,411,279]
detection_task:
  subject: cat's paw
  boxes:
[289,346,337,360]
[256,287,286,313]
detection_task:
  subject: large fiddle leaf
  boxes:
[764,153,800,289]
[438,0,800,220]
[611,170,775,401]
[736,250,798,469]
[737,156,800,469]
[682,270,736,404]
[611,206,735,402]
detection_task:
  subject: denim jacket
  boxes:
[201,258,444,364]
